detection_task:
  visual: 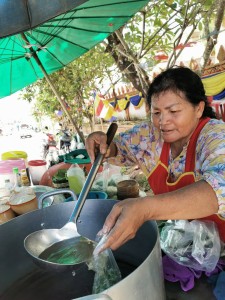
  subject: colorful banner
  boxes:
[99,104,115,120]
[117,98,130,111]
[94,94,104,117]
[202,72,225,96]
[129,93,145,109]
[213,88,225,100]
[94,90,145,120]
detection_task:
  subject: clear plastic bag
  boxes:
[160,220,221,272]
[91,162,129,199]
[89,234,122,294]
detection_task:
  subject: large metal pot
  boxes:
[0,199,165,300]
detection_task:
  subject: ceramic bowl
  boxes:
[9,188,38,215]
[0,204,15,224]
[0,188,11,205]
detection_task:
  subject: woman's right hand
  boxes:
[85,131,108,163]
[95,197,150,253]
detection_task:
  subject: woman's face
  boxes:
[151,90,204,147]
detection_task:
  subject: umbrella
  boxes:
[0,0,149,138]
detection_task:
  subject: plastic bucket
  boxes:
[28,160,47,185]
[1,151,28,167]
[0,159,26,187]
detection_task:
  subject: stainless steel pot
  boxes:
[0,199,165,300]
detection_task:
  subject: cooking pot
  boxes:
[0,199,165,300]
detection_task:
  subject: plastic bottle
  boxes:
[12,167,22,188]
[67,164,86,194]
[20,169,30,186]
[4,179,13,192]
[0,180,12,204]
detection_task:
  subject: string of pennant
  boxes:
[94,92,145,121]
[55,52,225,121]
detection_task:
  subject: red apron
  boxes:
[148,117,225,241]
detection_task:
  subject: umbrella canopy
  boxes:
[0,0,149,99]
[0,0,88,38]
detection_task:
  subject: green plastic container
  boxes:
[63,149,91,164]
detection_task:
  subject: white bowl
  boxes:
[0,188,11,205]
[9,187,37,215]
[0,204,15,224]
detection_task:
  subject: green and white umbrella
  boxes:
[0,0,149,133]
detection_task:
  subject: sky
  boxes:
[0,92,34,125]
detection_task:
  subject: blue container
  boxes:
[65,191,108,202]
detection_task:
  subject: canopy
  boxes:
[0,0,149,99]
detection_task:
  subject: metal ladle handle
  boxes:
[69,122,118,222]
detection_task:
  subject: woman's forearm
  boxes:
[99,180,219,251]
[144,180,219,221]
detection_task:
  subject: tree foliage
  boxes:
[22,47,114,131]
[21,0,225,133]
[106,0,225,96]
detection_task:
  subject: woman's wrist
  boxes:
[140,196,154,222]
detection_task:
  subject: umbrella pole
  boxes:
[20,33,85,145]
[35,60,85,145]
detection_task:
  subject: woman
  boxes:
[86,67,225,252]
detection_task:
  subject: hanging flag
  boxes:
[134,97,144,109]
[102,98,112,108]
[129,93,145,109]
[117,98,130,111]
[110,100,117,108]
[94,94,104,117]
[108,116,117,122]
[130,94,142,106]
[100,104,114,120]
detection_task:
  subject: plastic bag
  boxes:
[160,220,221,272]
[91,162,129,198]
[89,234,122,294]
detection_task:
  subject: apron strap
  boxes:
[160,117,210,171]
[185,118,210,172]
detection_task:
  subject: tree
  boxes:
[22,47,115,134]
[22,0,225,134]
[105,0,225,96]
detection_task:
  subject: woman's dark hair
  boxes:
[147,66,216,119]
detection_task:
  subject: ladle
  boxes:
[24,123,118,271]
